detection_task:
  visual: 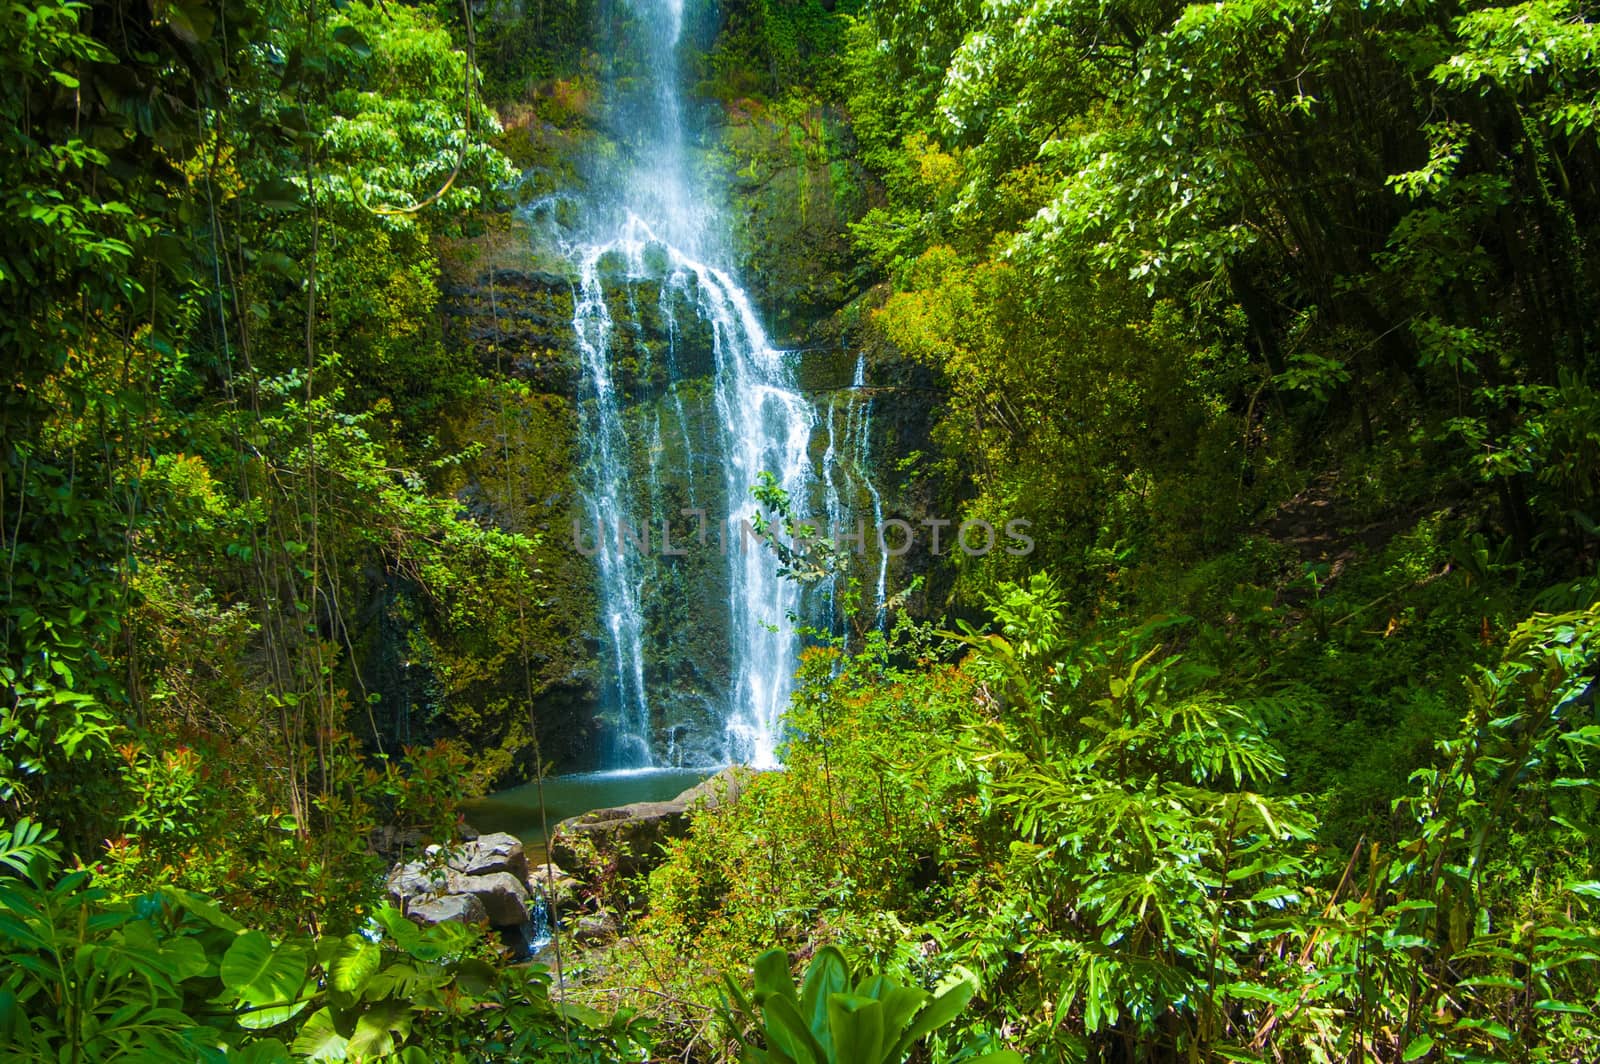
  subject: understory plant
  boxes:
[719,946,1020,1064]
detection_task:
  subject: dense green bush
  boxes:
[622,579,1600,1061]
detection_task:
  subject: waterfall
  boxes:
[572,240,653,767]
[821,395,846,637]
[511,890,554,960]
[554,0,819,769]
[817,354,890,636]
[850,355,890,630]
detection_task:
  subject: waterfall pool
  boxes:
[460,767,714,851]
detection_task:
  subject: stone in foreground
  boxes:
[406,892,488,928]
[448,831,530,882]
[446,869,531,926]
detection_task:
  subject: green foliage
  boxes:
[475,0,597,98]
[1246,603,1600,1061]
[95,736,472,934]
[627,565,1599,1059]
[702,0,855,103]
[619,623,992,1055]
[719,946,1020,1064]
[6,0,1600,1060]
[794,9,1600,1053]
[922,583,1312,1055]
[840,0,1600,608]
[0,850,654,1062]
[0,0,542,860]
[0,819,59,880]
[1,0,230,847]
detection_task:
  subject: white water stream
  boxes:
[562,0,834,768]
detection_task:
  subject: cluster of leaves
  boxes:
[634,634,973,974]
[95,736,474,935]
[689,10,1600,1059]
[820,0,1600,620]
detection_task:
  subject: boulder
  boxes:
[385,860,448,910]
[447,831,529,882]
[446,870,531,926]
[548,802,683,879]
[674,765,755,811]
[407,892,488,928]
[385,835,535,929]
[549,766,756,879]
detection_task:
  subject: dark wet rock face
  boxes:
[441,267,581,394]
[425,76,938,774]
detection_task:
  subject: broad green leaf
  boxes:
[292,1008,348,1061]
[763,991,824,1064]
[1402,1034,1434,1061]
[890,967,975,1059]
[827,994,885,1064]
[220,930,310,1027]
[800,947,849,1058]
[1533,998,1591,1014]
[348,999,412,1059]
[754,948,797,1003]
[874,984,930,1051]
[170,889,244,928]
[238,997,310,1031]
[364,962,419,1000]
[330,937,380,995]
[221,930,278,992]
[163,935,209,982]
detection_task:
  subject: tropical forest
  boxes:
[3,0,1600,1058]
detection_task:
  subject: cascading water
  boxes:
[571,239,654,767]
[850,355,889,630]
[553,0,828,769]
[819,355,890,635]
[704,266,815,769]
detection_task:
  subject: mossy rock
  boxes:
[414,386,603,779]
